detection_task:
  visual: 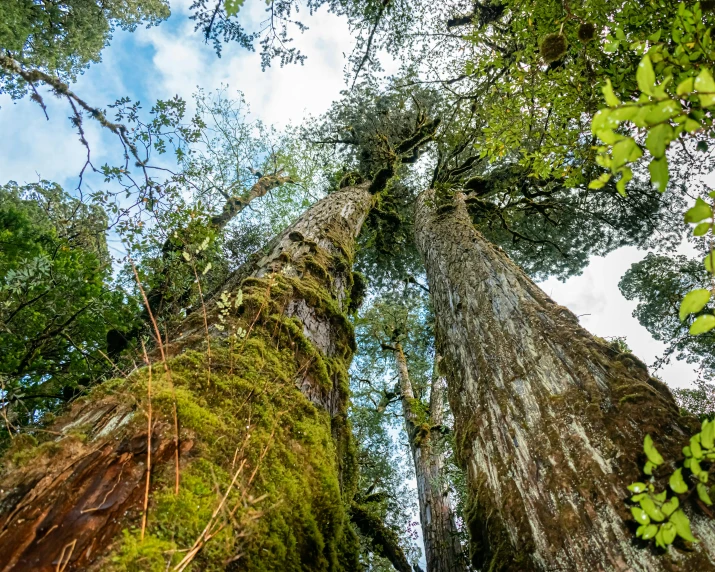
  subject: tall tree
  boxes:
[414,187,714,571]
[0,183,373,571]
[391,343,465,572]
[358,293,466,572]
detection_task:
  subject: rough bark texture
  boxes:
[350,502,413,572]
[414,189,715,572]
[393,343,466,572]
[0,184,373,571]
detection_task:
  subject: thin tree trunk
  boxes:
[393,342,466,572]
[414,188,715,571]
[0,184,373,571]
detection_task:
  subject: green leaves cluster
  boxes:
[0,0,170,97]
[591,2,715,196]
[682,418,715,505]
[0,181,137,436]
[628,481,696,548]
[628,423,715,548]
[679,195,715,335]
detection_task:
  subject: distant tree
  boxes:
[0,180,137,439]
[620,253,715,379]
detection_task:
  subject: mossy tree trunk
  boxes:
[414,189,715,571]
[0,184,373,571]
[392,343,466,572]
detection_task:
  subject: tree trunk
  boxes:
[0,184,373,571]
[414,188,715,571]
[146,172,292,318]
[393,343,466,572]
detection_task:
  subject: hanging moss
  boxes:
[539,33,567,63]
[577,22,596,43]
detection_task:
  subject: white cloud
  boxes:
[539,246,699,389]
[0,5,702,394]
[133,3,355,127]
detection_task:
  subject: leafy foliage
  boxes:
[0,181,137,438]
[0,0,169,97]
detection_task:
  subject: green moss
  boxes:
[110,530,177,572]
[100,249,363,570]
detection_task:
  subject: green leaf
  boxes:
[640,496,666,522]
[661,496,679,517]
[644,100,681,126]
[685,198,712,223]
[628,482,648,493]
[224,0,244,17]
[695,68,715,106]
[631,506,651,525]
[690,314,715,335]
[655,525,669,549]
[588,173,611,189]
[661,522,677,545]
[649,157,669,192]
[617,168,632,196]
[602,80,621,107]
[692,457,705,478]
[697,482,713,505]
[646,124,673,159]
[705,252,715,273]
[182,251,191,262]
[637,523,659,539]
[670,468,689,494]
[612,138,642,168]
[637,55,656,95]
[702,419,715,450]
[592,109,614,133]
[644,434,664,465]
[679,289,711,321]
[692,434,704,459]
[611,106,639,122]
[670,510,698,543]
[684,117,702,132]
[694,222,711,236]
[644,460,657,475]
[677,77,695,96]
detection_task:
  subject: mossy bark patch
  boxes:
[415,189,715,571]
[0,185,373,571]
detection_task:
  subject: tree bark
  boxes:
[393,343,466,572]
[146,172,293,318]
[0,184,373,571]
[414,188,715,571]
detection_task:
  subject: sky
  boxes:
[0,0,701,389]
[0,2,707,567]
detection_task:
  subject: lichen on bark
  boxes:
[415,188,715,571]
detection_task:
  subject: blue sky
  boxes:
[0,0,701,388]
[0,2,705,567]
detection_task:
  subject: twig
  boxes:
[56,539,77,572]
[140,340,153,542]
[131,262,181,495]
[191,263,211,386]
[351,0,392,90]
